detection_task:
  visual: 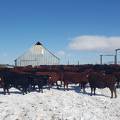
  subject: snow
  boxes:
[0,86,120,120]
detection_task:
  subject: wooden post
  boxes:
[100,55,103,64]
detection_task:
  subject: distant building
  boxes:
[15,42,60,66]
[0,64,14,68]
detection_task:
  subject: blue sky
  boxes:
[0,0,120,65]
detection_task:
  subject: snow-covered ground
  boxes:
[0,85,120,120]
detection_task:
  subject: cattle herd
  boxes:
[0,64,120,98]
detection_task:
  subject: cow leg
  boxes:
[90,87,93,96]
[40,86,43,93]
[22,90,25,95]
[109,88,113,98]
[113,86,117,98]
[33,85,35,90]
[111,90,113,98]
[3,88,6,95]
[81,83,84,93]
[118,82,120,88]
[3,86,10,95]
[64,82,68,91]
[60,80,63,86]
[56,81,59,89]
[79,83,81,92]
[116,81,119,88]
[38,84,40,92]
[67,84,69,91]
[80,83,82,90]
[22,84,27,94]
[38,86,40,92]
[3,86,9,95]
[83,86,86,94]
[41,86,43,93]
[82,83,86,94]
[7,88,10,95]
[3,83,10,95]
[118,81,120,88]
[47,80,51,90]
[28,84,32,92]
[25,87,28,94]
[48,83,51,90]
[38,84,43,93]
[93,88,96,95]
[64,83,66,91]
[22,87,25,95]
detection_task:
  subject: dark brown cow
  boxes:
[0,68,32,95]
[88,71,117,98]
[29,74,50,92]
[0,75,9,94]
[35,71,62,88]
[0,76,4,87]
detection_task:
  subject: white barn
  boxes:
[15,42,60,66]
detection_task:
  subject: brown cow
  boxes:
[88,70,117,98]
[61,70,89,92]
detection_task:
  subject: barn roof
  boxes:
[15,41,60,62]
[35,41,42,45]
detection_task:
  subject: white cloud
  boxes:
[69,35,120,51]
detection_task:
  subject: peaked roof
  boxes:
[15,41,60,61]
[35,41,42,45]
